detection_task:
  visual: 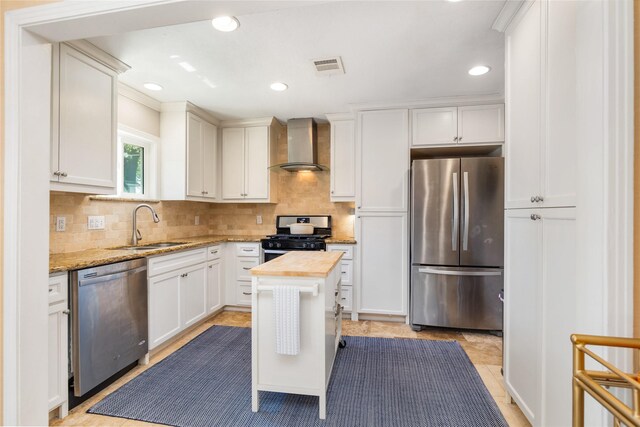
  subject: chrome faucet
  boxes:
[132,204,160,245]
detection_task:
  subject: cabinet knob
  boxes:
[531,196,536,203]
[62,309,70,315]
[453,136,458,142]
[209,265,213,269]
[537,195,544,202]
[331,190,334,194]
[53,171,60,176]
[60,172,67,177]
[530,214,541,221]
[458,136,462,142]
[203,191,208,195]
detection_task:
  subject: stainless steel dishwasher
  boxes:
[70,258,148,397]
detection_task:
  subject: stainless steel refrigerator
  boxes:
[410,157,504,331]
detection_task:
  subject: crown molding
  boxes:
[220,117,277,128]
[325,112,355,122]
[492,0,526,33]
[160,101,221,126]
[118,83,161,111]
[349,93,504,112]
[64,40,130,74]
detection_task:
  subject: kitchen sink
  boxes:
[112,242,187,251]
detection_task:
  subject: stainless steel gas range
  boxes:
[261,215,332,262]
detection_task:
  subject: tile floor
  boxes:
[51,311,530,427]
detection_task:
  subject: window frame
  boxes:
[116,125,158,199]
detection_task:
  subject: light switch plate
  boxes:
[55,216,66,232]
[88,215,105,230]
[256,215,263,225]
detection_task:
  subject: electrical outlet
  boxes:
[256,215,263,225]
[55,216,66,232]
[195,215,200,226]
[87,215,105,230]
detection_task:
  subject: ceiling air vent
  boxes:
[312,56,345,76]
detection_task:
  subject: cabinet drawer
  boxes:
[236,243,260,257]
[340,260,353,286]
[148,248,207,277]
[327,245,353,260]
[237,282,252,306]
[237,258,260,281]
[48,273,68,304]
[207,244,223,261]
[339,286,353,311]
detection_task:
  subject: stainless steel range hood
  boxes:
[270,118,329,172]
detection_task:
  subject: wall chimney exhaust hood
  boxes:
[270,118,329,172]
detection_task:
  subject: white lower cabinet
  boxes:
[148,245,225,350]
[356,214,407,315]
[226,243,261,307]
[48,273,69,418]
[504,208,576,426]
[327,244,356,313]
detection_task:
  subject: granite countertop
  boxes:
[250,251,343,278]
[49,235,265,273]
[325,237,357,244]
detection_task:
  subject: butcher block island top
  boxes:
[250,251,343,278]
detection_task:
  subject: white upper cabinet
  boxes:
[505,0,576,209]
[457,104,505,144]
[358,109,409,212]
[327,115,356,201]
[411,104,504,147]
[221,118,279,202]
[160,103,219,202]
[51,42,128,194]
[412,107,458,146]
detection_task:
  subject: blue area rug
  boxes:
[89,326,507,426]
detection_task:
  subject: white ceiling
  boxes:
[88,1,506,121]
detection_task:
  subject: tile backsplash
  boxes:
[50,123,355,253]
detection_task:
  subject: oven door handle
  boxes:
[263,250,289,254]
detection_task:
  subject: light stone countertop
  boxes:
[49,235,265,273]
[250,251,343,278]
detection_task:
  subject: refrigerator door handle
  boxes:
[462,171,470,251]
[418,267,502,277]
[452,172,459,251]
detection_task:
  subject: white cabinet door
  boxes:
[504,209,541,424]
[186,113,204,197]
[411,107,458,146]
[149,271,181,349]
[357,214,407,315]
[543,0,576,208]
[207,259,223,313]
[58,44,116,190]
[222,128,246,199]
[244,126,269,200]
[505,0,542,209]
[457,104,505,144]
[539,208,576,427]
[202,121,218,200]
[359,109,409,212]
[330,120,355,201]
[180,263,207,328]
[48,300,67,411]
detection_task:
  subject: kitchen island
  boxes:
[250,251,344,420]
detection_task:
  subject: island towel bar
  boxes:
[255,283,319,297]
[572,334,640,427]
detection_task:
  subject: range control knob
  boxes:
[276,242,282,248]
[309,243,316,249]
[268,242,274,248]
[302,243,308,249]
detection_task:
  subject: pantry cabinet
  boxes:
[505,0,576,209]
[411,104,504,147]
[51,42,128,195]
[326,114,356,202]
[221,118,280,202]
[160,103,219,202]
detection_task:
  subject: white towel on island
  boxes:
[273,285,300,356]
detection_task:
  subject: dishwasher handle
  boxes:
[78,265,147,287]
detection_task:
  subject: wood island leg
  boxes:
[319,393,326,420]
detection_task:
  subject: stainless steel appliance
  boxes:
[70,258,148,396]
[261,215,331,262]
[410,157,504,331]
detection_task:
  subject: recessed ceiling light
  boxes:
[447,0,462,2]
[169,55,180,59]
[211,16,240,32]
[468,65,491,76]
[270,82,288,92]
[143,82,163,91]
[178,61,196,72]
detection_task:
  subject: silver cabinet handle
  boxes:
[211,250,219,254]
[458,136,462,142]
[242,292,252,295]
[180,273,189,277]
[536,195,544,202]
[418,267,502,276]
[530,214,541,221]
[63,309,70,315]
[242,267,252,270]
[53,171,61,176]
[60,171,67,177]
[242,248,253,252]
[203,191,208,195]
[452,172,459,251]
[453,136,458,142]
[531,196,536,203]
[462,171,470,251]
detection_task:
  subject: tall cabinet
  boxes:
[356,109,409,316]
[503,1,577,426]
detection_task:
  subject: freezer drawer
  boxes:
[410,266,503,330]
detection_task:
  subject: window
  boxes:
[117,126,158,199]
